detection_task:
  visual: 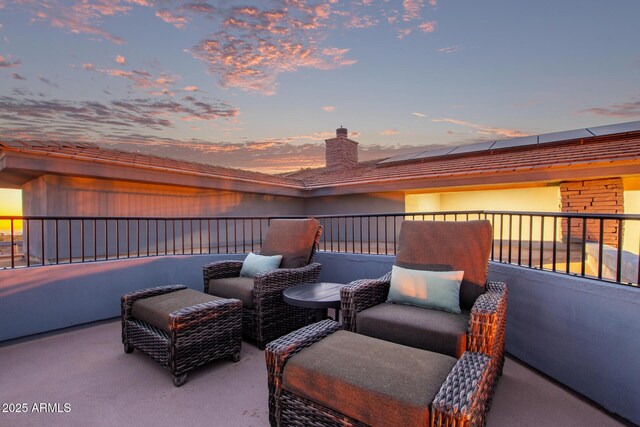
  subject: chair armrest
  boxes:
[253,262,322,299]
[265,320,342,427]
[431,351,492,427]
[468,281,508,361]
[202,260,244,293]
[340,272,392,332]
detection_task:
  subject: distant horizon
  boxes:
[1,0,639,173]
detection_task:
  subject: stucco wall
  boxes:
[406,187,561,242]
[22,175,304,217]
[304,192,405,216]
[0,254,243,342]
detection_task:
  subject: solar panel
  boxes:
[538,129,592,144]
[410,146,458,160]
[378,151,421,165]
[448,140,496,155]
[377,120,639,166]
[587,121,640,137]
[491,135,538,150]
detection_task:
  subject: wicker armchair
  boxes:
[203,219,323,349]
[341,220,507,398]
[266,320,496,427]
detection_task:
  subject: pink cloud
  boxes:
[0,54,20,68]
[402,0,424,21]
[412,112,427,117]
[183,85,198,91]
[86,65,180,95]
[116,55,125,64]
[580,100,640,118]
[156,9,189,28]
[192,30,356,95]
[322,106,335,112]
[418,21,436,32]
[397,28,413,39]
[20,0,157,44]
[346,15,378,29]
[380,128,399,136]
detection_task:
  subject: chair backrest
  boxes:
[395,220,493,310]
[260,218,322,268]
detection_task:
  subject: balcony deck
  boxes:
[0,318,625,427]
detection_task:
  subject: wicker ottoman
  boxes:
[121,284,242,387]
[266,320,495,427]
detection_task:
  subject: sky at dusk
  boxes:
[1,0,640,175]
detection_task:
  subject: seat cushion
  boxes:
[259,218,320,268]
[207,277,255,309]
[396,220,493,310]
[132,289,222,332]
[356,302,470,358]
[283,330,456,427]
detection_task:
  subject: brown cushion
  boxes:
[396,220,492,310]
[207,277,255,309]
[283,330,456,427]
[132,289,222,332]
[356,302,470,358]
[259,218,320,268]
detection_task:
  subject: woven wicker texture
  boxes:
[121,285,242,386]
[266,320,496,427]
[265,320,342,426]
[204,225,323,349]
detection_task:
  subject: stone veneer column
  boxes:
[560,178,624,247]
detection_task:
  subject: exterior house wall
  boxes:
[20,175,305,262]
[405,187,561,242]
[21,175,304,217]
[623,190,640,254]
[304,191,405,216]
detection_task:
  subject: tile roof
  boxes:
[2,128,640,194]
[285,132,640,189]
[0,140,303,188]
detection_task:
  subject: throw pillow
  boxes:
[240,252,283,278]
[387,265,464,314]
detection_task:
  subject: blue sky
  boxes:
[1,0,639,172]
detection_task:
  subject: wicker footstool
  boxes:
[121,285,242,387]
[266,320,495,426]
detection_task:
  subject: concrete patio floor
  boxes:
[0,319,628,427]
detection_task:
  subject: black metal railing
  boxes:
[1,211,638,286]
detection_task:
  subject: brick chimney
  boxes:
[325,127,358,171]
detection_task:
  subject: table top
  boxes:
[283,282,343,309]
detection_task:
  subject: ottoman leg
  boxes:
[124,343,134,354]
[173,373,187,387]
[230,352,241,362]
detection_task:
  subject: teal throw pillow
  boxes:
[240,252,283,278]
[387,265,464,314]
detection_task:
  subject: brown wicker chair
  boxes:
[203,219,323,349]
[341,220,507,405]
[267,320,496,427]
